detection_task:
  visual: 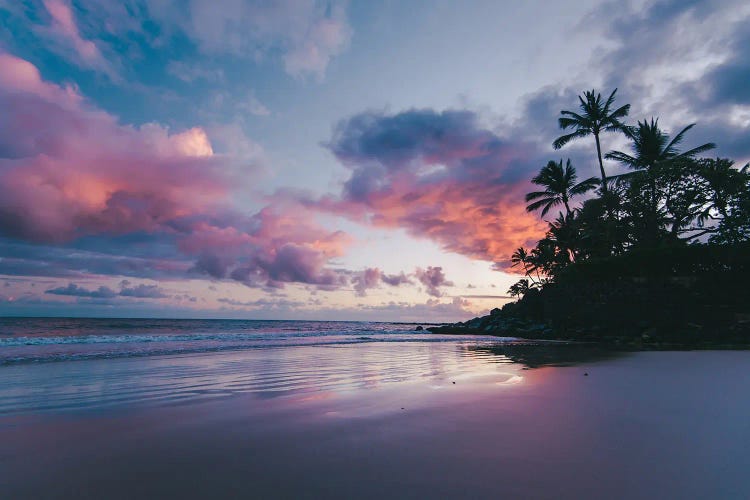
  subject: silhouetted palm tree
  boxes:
[510,247,529,270]
[525,159,599,217]
[698,158,748,220]
[606,120,715,173]
[606,119,715,245]
[529,238,560,276]
[507,279,530,300]
[548,212,580,262]
[553,89,630,192]
[698,158,750,243]
[511,246,544,284]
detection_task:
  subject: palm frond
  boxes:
[678,142,716,159]
[558,111,589,127]
[570,176,600,195]
[663,123,695,154]
[603,88,618,112]
[609,171,639,185]
[553,129,588,149]
[605,150,637,165]
[525,197,556,215]
[525,190,552,202]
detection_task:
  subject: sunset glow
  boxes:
[0,0,748,320]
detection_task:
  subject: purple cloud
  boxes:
[381,272,411,287]
[350,268,414,296]
[119,283,168,299]
[46,283,117,299]
[352,267,382,296]
[415,266,453,298]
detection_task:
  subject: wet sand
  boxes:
[1,345,749,499]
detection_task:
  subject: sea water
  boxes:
[0,317,519,414]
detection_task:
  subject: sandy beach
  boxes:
[2,343,749,499]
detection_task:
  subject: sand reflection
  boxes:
[0,340,542,415]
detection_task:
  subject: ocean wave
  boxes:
[0,334,514,366]
[0,330,418,347]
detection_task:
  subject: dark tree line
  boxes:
[509,89,750,299]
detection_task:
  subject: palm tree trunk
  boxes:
[563,197,571,216]
[594,132,608,194]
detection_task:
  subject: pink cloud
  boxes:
[0,53,234,242]
[352,267,382,296]
[184,205,352,289]
[0,53,352,291]
[351,267,414,296]
[308,109,547,270]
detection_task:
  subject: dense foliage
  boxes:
[509,89,750,298]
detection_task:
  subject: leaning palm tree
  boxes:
[511,247,542,284]
[525,159,599,217]
[553,88,630,192]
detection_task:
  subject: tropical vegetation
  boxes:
[509,89,750,298]
[427,88,750,346]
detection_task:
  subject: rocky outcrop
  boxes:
[427,310,553,338]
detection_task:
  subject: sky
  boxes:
[0,0,748,321]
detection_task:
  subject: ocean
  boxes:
[0,317,517,365]
[0,317,514,414]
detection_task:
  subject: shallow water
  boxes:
[1,318,749,499]
[0,342,531,414]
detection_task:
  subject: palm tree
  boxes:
[553,89,630,193]
[510,246,542,284]
[697,158,750,243]
[548,212,580,262]
[698,158,748,220]
[525,159,599,217]
[606,119,715,244]
[606,120,716,173]
[529,238,560,277]
[510,247,530,270]
[507,279,530,300]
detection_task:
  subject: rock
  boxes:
[415,325,424,331]
[642,327,658,338]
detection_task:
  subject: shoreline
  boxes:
[3,348,750,499]
[427,320,750,351]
